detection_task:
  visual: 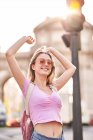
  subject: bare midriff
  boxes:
[34,121,63,138]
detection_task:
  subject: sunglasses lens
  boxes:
[47,61,52,66]
[40,60,45,65]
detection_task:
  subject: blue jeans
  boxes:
[31,130,65,140]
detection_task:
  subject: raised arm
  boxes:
[5,36,35,90]
[48,47,76,90]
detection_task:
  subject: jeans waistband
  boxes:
[31,130,64,140]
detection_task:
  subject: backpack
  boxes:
[20,83,34,140]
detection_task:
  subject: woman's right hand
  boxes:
[26,36,35,44]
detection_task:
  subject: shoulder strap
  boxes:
[49,84,58,92]
[25,82,34,115]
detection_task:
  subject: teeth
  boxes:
[41,68,48,70]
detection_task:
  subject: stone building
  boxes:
[0,17,93,124]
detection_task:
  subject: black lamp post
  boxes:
[62,1,85,140]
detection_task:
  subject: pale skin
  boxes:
[5,36,76,138]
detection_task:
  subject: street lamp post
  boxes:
[62,31,83,140]
[62,0,85,140]
[70,32,82,140]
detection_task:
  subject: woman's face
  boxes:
[32,53,53,77]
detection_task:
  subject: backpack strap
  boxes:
[25,82,34,115]
[49,84,58,92]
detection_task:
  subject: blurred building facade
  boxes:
[0,17,93,124]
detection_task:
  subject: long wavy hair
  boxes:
[27,48,55,85]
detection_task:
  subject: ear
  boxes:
[32,64,35,70]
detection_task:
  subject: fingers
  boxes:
[28,36,35,42]
[34,46,50,55]
[26,36,35,44]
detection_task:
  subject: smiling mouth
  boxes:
[41,68,49,71]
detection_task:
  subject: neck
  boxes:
[34,74,47,87]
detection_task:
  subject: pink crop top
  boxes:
[22,79,62,126]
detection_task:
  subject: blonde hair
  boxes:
[27,47,55,85]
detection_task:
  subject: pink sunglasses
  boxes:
[36,58,53,67]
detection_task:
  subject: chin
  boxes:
[41,71,50,76]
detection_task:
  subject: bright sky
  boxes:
[0,0,92,52]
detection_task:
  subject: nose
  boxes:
[45,61,49,66]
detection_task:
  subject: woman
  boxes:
[6,36,76,140]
